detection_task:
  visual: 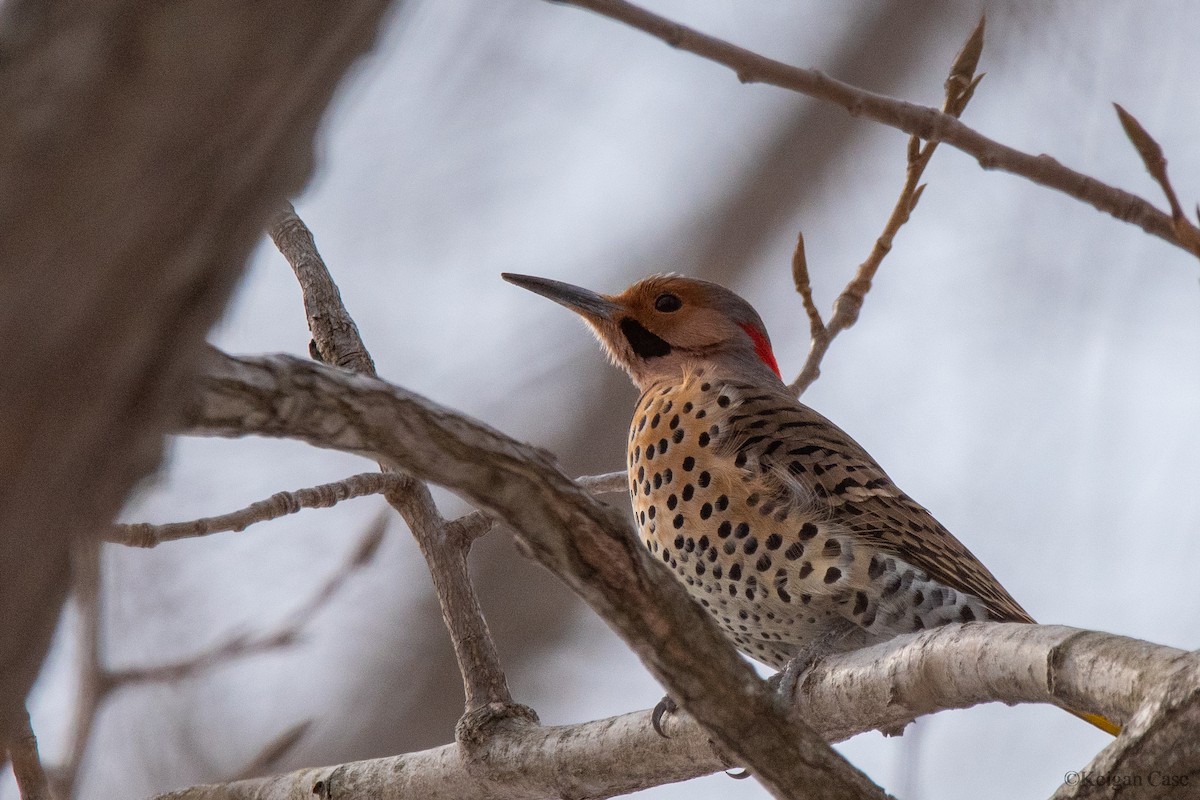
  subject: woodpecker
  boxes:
[503,271,1118,736]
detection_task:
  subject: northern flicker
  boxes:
[502,271,1117,736]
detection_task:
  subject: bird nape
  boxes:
[502,271,1119,737]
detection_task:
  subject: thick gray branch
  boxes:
[184,350,886,800]
[156,623,1193,799]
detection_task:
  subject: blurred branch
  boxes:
[552,0,1200,261]
[0,0,395,743]
[109,472,399,547]
[228,721,314,783]
[267,206,519,722]
[185,350,898,800]
[155,623,1194,799]
[7,706,53,800]
[789,17,984,395]
[52,520,382,799]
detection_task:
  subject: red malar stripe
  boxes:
[738,322,782,380]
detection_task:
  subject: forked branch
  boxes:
[789,16,984,395]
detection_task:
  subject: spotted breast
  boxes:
[627,370,1028,669]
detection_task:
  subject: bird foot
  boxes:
[651,695,678,738]
[769,651,822,705]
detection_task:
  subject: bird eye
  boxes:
[654,293,682,312]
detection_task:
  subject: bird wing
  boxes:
[716,383,1033,624]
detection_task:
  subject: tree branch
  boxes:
[154,623,1193,799]
[789,17,984,395]
[6,706,53,800]
[184,349,889,799]
[108,472,400,547]
[0,0,396,742]
[267,207,518,720]
[550,0,1198,259]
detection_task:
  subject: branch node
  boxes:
[455,702,540,750]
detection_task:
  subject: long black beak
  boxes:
[502,273,621,320]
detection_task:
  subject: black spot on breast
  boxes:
[823,539,841,557]
[734,522,750,539]
[653,473,662,489]
[765,533,782,550]
[673,534,684,549]
[663,469,673,484]
[682,484,694,502]
[651,413,660,428]
[682,402,693,413]
[853,591,868,615]
[697,471,711,488]
[798,562,813,579]
[743,538,758,554]
[734,452,748,468]
[756,554,771,572]
[717,521,732,538]
[682,456,695,472]
[646,444,655,460]
[648,506,656,519]
[723,540,737,555]
[784,542,804,560]
[698,432,710,447]
[666,494,678,510]
[701,382,711,391]
[798,523,819,540]
[620,317,672,358]
[698,536,709,550]
[672,428,684,443]
[867,555,884,580]
[715,495,729,511]
[673,514,684,529]
[824,567,842,584]
[699,503,713,519]
[637,466,644,481]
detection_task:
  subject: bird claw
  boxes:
[770,651,820,703]
[651,695,678,738]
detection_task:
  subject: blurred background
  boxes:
[7,1,1199,797]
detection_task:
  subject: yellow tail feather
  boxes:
[1074,710,1121,736]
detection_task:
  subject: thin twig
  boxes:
[553,0,1195,258]
[7,706,53,800]
[1113,103,1200,256]
[268,207,520,721]
[109,472,400,547]
[789,16,984,396]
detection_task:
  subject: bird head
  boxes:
[502,273,783,392]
